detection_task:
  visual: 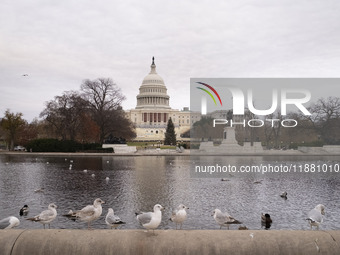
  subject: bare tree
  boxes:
[243,109,259,145]
[81,78,127,142]
[264,112,283,149]
[306,97,340,144]
[40,91,86,140]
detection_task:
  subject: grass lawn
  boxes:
[127,141,176,150]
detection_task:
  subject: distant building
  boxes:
[125,57,201,141]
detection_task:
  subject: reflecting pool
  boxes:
[0,154,339,230]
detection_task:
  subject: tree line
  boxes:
[0,78,136,150]
[191,96,340,149]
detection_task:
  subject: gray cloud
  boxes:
[1,0,340,121]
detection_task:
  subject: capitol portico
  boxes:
[126,57,201,141]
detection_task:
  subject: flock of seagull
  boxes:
[0,158,327,231]
[0,197,326,233]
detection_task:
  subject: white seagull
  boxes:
[105,208,125,229]
[136,204,164,234]
[27,203,57,229]
[306,204,325,230]
[170,204,189,230]
[212,209,242,230]
[66,198,105,229]
[0,216,20,229]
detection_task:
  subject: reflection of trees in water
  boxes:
[132,157,168,209]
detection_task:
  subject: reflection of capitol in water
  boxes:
[125,57,201,141]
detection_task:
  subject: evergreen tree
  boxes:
[164,117,176,145]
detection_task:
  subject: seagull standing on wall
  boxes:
[212,209,242,230]
[136,204,164,234]
[170,204,189,230]
[64,198,105,229]
[105,208,125,229]
[0,216,20,229]
[306,204,325,230]
[27,203,57,229]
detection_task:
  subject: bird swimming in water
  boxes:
[280,192,287,199]
[261,213,272,229]
[19,205,29,216]
[34,188,44,193]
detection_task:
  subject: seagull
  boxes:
[63,210,77,221]
[105,208,125,229]
[212,209,242,230]
[19,205,29,216]
[306,204,325,230]
[221,178,230,181]
[170,204,189,230]
[136,204,164,234]
[105,177,110,181]
[0,216,20,229]
[34,188,45,193]
[22,74,28,76]
[64,198,105,229]
[83,169,88,173]
[27,203,57,229]
[280,192,288,199]
[261,213,272,229]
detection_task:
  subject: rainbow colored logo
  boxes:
[196,82,222,106]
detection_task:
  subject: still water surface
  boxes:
[0,154,339,230]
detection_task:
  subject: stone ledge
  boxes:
[0,230,339,255]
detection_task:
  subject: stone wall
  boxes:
[1,229,339,255]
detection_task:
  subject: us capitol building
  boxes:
[125,57,201,141]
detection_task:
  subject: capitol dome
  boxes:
[136,57,170,109]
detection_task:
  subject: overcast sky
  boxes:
[1,0,340,121]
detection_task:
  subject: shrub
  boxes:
[26,139,114,153]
